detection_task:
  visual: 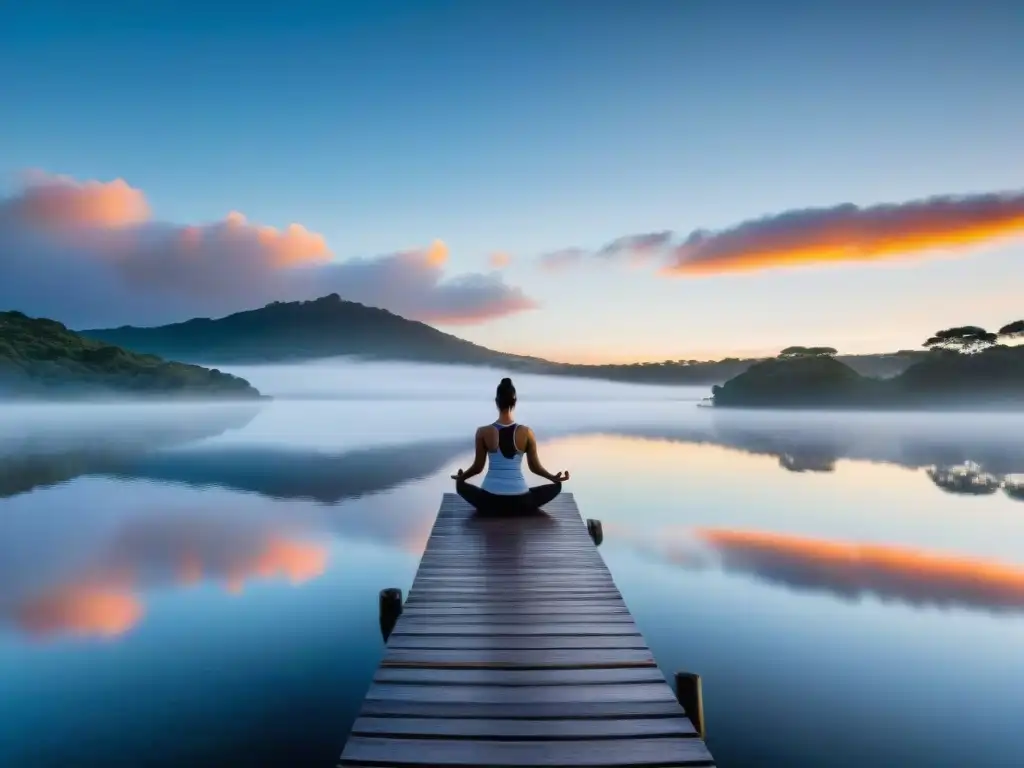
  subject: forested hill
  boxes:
[1,310,261,399]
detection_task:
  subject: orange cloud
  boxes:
[13,171,150,230]
[665,192,1024,276]
[14,587,144,639]
[696,527,1024,612]
[489,251,511,269]
[538,191,1024,278]
[244,216,331,266]
[424,239,449,267]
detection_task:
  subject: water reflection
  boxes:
[0,508,328,641]
[0,403,260,498]
[646,411,1024,476]
[113,439,469,503]
[927,462,1003,496]
[7,410,1024,507]
[695,528,1024,615]
[615,522,1024,618]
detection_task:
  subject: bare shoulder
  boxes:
[517,423,534,450]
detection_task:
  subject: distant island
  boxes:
[711,324,1024,410]
[81,293,926,385]
[0,310,262,399]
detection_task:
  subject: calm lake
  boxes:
[2,361,1023,768]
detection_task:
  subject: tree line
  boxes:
[776,319,1024,359]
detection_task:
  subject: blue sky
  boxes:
[2,0,1023,362]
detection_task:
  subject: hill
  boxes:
[80,294,925,385]
[83,294,523,367]
[0,311,262,399]
[711,347,1024,409]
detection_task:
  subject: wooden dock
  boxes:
[339,492,716,767]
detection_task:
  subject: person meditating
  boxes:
[451,377,569,514]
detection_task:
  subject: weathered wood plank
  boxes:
[405,585,620,594]
[340,736,715,766]
[398,604,631,616]
[403,594,623,603]
[355,699,688,720]
[404,597,621,607]
[411,569,608,577]
[374,666,666,686]
[380,648,656,668]
[350,715,698,739]
[364,682,679,704]
[412,572,610,581]
[385,635,651,650]
[387,626,634,638]
[399,613,635,624]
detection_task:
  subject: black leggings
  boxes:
[456,479,562,515]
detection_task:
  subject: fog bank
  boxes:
[220,358,709,402]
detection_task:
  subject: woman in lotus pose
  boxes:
[451,377,569,514]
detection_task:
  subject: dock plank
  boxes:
[356,699,689,720]
[341,736,714,766]
[385,635,651,650]
[364,682,679,704]
[380,648,656,668]
[350,715,697,739]
[339,493,715,767]
[373,667,667,686]
[391,623,640,637]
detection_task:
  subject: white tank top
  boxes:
[480,422,529,495]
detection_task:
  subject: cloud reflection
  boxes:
[13,588,144,639]
[1,513,328,641]
[690,528,1024,614]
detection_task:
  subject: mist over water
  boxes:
[1,361,1023,768]
[223,358,706,402]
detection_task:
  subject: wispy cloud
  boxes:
[0,172,537,328]
[596,230,673,265]
[533,190,1024,277]
[489,251,512,269]
[537,247,587,272]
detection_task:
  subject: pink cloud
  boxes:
[0,172,536,328]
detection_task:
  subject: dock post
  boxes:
[674,671,705,739]
[586,518,603,546]
[378,587,403,642]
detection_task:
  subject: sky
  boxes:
[1,0,1022,363]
